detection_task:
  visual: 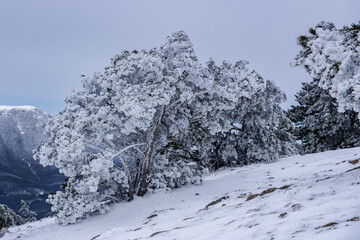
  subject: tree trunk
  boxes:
[136,106,166,196]
[127,180,134,201]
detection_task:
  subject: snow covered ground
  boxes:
[0,105,37,112]
[3,147,360,240]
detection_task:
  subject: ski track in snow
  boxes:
[3,147,360,240]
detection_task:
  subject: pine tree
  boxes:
[34,33,216,224]
[34,31,297,224]
[287,80,360,153]
[0,204,23,230]
[161,60,298,169]
[292,21,360,117]
[19,200,37,222]
[290,21,360,153]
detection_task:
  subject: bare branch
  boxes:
[84,141,106,152]
[114,143,146,157]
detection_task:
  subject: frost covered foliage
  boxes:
[173,61,298,169]
[287,80,360,154]
[19,200,37,223]
[292,21,360,116]
[34,31,296,224]
[0,204,23,230]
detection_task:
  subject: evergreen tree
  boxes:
[292,21,360,117]
[34,31,296,225]
[290,21,360,153]
[19,200,37,223]
[287,80,360,153]
[0,204,23,230]
[177,60,298,169]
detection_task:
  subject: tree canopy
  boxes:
[292,21,360,116]
[34,31,296,224]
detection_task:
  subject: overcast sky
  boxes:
[0,0,359,115]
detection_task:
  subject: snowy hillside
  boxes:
[0,106,63,218]
[3,147,360,240]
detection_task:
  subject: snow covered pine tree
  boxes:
[19,200,37,223]
[289,21,360,153]
[172,60,297,169]
[291,21,360,117]
[34,31,296,224]
[287,80,360,154]
[0,204,23,230]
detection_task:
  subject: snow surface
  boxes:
[3,147,360,240]
[0,105,37,112]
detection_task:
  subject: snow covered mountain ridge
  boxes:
[3,147,360,240]
[0,106,37,112]
[0,105,63,218]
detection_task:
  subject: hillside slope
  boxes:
[3,147,360,240]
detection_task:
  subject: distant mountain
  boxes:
[0,106,64,218]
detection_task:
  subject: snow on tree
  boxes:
[287,80,360,154]
[291,21,360,117]
[34,31,296,224]
[0,204,23,230]
[35,34,208,224]
[178,60,298,169]
[19,200,37,222]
